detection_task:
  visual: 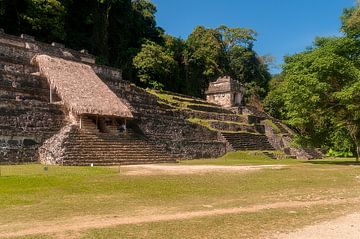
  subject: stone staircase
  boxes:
[61,117,176,166]
[221,132,274,151]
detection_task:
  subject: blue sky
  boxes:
[152,0,357,73]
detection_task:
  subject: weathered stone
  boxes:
[51,42,65,48]
[7,140,19,146]
[206,76,245,107]
[23,138,38,147]
[21,34,35,41]
[0,31,322,164]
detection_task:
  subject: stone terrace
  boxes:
[0,31,321,164]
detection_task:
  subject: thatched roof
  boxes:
[32,55,133,118]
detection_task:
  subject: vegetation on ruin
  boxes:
[1,156,360,238]
[262,119,282,134]
[187,118,260,135]
[148,89,240,113]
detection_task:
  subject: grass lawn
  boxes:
[1,152,360,238]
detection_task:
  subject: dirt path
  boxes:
[273,212,360,239]
[121,164,286,175]
[1,197,359,238]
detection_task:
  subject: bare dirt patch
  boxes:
[273,212,360,239]
[121,164,286,176]
[1,197,359,238]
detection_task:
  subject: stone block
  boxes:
[21,34,35,41]
[51,42,65,48]
[23,138,38,147]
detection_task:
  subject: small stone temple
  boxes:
[205,76,245,108]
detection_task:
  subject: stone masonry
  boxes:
[0,31,322,164]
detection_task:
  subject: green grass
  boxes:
[180,151,294,165]
[80,204,356,239]
[1,154,360,238]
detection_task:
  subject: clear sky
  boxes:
[152,0,357,73]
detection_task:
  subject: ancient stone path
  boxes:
[1,197,359,238]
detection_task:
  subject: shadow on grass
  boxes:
[303,160,360,166]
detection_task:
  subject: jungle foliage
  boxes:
[264,3,360,159]
[0,0,271,98]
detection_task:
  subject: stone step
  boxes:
[64,156,170,161]
[64,154,171,159]
[64,139,153,145]
[63,159,175,166]
[63,153,172,159]
[222,132,274,151]
[65,146,167,151]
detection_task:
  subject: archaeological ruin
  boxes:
[0,31,323,165]
[205,76,245,108]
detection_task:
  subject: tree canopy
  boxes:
[264,3,360,159]
[0,0,270,99]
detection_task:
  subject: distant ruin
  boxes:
[0,31,323,165]
[206,76,245,108]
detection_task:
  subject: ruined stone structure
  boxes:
[205,76,245,108]
[0,31,323,165]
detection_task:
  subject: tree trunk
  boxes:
[356,144,360,162]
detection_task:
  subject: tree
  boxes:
[266,37,360,159]
[216,25,256,50]
[163,35,186,92]
[218,25,271,100]
[185,26,226,96]
[0,0,65,42]
[133,40,177,89]
[341,1,360,38]
[263,74,287,119]
[227,46,271,99]
[0,0,27,36]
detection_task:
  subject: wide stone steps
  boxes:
[67,151,168,160]
[222,132,274,151]
[61,121,175,165]
[65,154,171,160]
[63,159,172,166]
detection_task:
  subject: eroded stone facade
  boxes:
[205,76,245,108]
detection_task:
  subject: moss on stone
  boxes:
[263,119,281,134]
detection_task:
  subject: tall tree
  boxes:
[133,40,177,89]
[0,0,27,35]
[341,1,360,38]
[265,37,360,159]
[0,0,65,42]
[185,26,226,96]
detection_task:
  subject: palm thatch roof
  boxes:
[32,55,133,118]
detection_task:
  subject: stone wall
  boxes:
[0,31,123,81]
[0,33,68,163]
[206,92,232,107]
[105,82,228,159]
[3,31,312,163]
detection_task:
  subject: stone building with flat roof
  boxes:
[205,76,245,108]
